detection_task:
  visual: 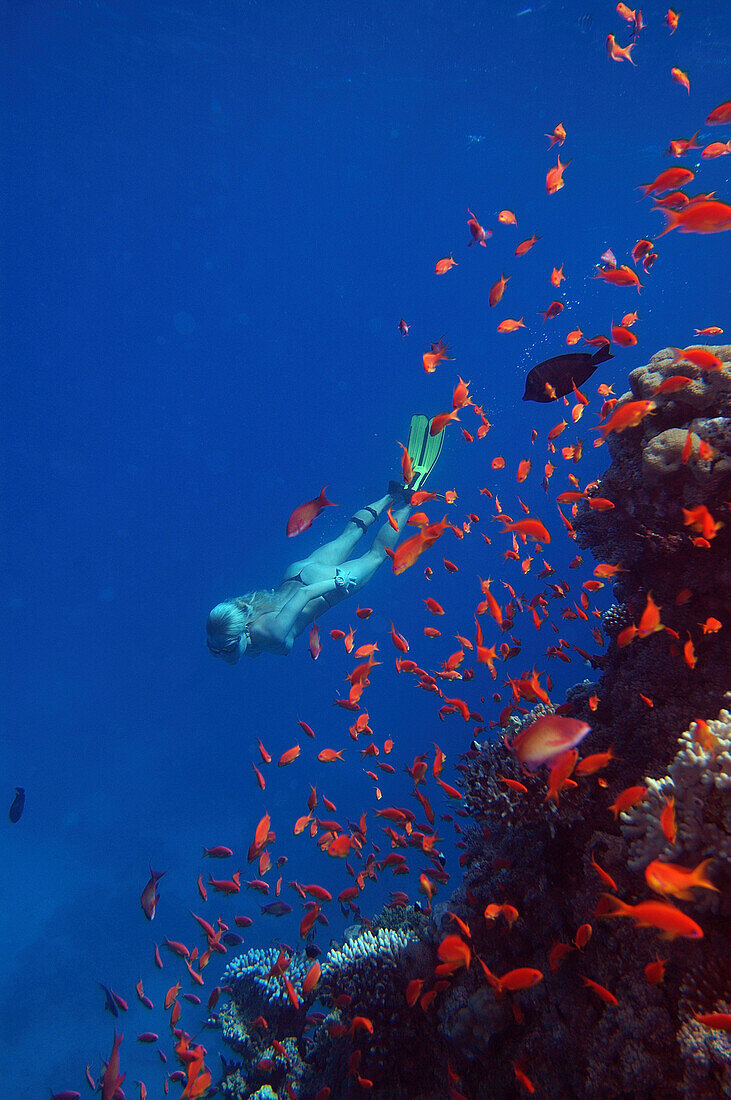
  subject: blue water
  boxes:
[2,2,728,1095]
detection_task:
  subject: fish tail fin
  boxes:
[654,209,681,238]
[692,858,719,893]
[598,893,630,919]
[591,343,615,366]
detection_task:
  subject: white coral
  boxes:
[620,709,731,902]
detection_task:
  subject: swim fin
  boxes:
[406,412,444,491]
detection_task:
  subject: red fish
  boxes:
[606,35,635,64]
[507,715,590,771]
[101,1030,125,1100]
[489,273,510,307]
[656,200,731,237]
[467,209,491,246]
[599,894,703,939]
[644,858,718,900]
[309,621,322,661]
[638,167,694,197]
[286,487,336,537]
[515,234,541,257]
[539,300,564,322]
[670,67,690,94]
[546,122,566,147]
[435,255,458,274]
[278,744,301,767]
[497,317,526,332]
[583,977,618,1006]
[706,100,731,124]
[546,156,571,195]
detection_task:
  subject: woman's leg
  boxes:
[294,493,394,569]
[329,499,412,597]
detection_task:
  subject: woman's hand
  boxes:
[335,568,356,593]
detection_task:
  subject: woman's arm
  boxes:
[272,578,340,632]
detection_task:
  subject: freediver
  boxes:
[206,414,443,662]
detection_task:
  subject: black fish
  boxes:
[8,787,25,823]
[522,344,614,402]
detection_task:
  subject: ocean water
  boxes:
[1,1,728,1096]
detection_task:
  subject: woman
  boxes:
[206,414,443,662]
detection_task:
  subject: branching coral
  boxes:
[620,708,731,915]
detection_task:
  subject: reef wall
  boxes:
[215,347,730,1099]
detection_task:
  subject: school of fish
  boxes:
[49,8,729,1100]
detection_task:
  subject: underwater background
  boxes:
[2,2,729,1097]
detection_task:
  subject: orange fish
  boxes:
[498,967,543,992]
[405,979,424,1007]
[452,376,472,409]
[437,934,471,974]
[254,812,271,850]
[517,459,531,482]
[575,748,615,776]
[606,35,635,64]
[550,264,566,287]
[507,714,590,771]
[660,797,676,843]
[644,858,718,900]
[609,785,646,817]
[546,122,566,147]
[317,748,345,763]
[672,346,723,372]
[706,100,731,124]
[278,745,301,767]
[515,234,541,257]
[595,400,655,440]
[302,961,321,994]
[681,506,721,541]
[644,958,667,984]
[489,273,511,308]
[595,266,643,295]
[701,140,731,159]
[566,328,583,345]
[546,155,571,195]
[467,209,491,247]
[499,517,551,544]
[539,300,564,322]
[327,834,352,858]
[591,854,617,891]
[430,409,461,436]
[664,8,679,32]
[670,67,690,93]
[435,255,458,274]
[637,591,663,637]
[545,748,578,803]
[498,209,517,225]
[497,317,525,332]
[656,200,731,237]
[599,894,703,939]
[695,1013,731,1031]
[583,977,618,1006]
[422,337,454,374]
[611,324,637,347]
[286,487,336,537]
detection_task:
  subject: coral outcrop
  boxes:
[217,348,730,1097]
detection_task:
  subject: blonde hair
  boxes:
[206,590,279,642]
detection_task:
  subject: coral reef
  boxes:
[217,348,730,1098]
[621,711,731,906]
